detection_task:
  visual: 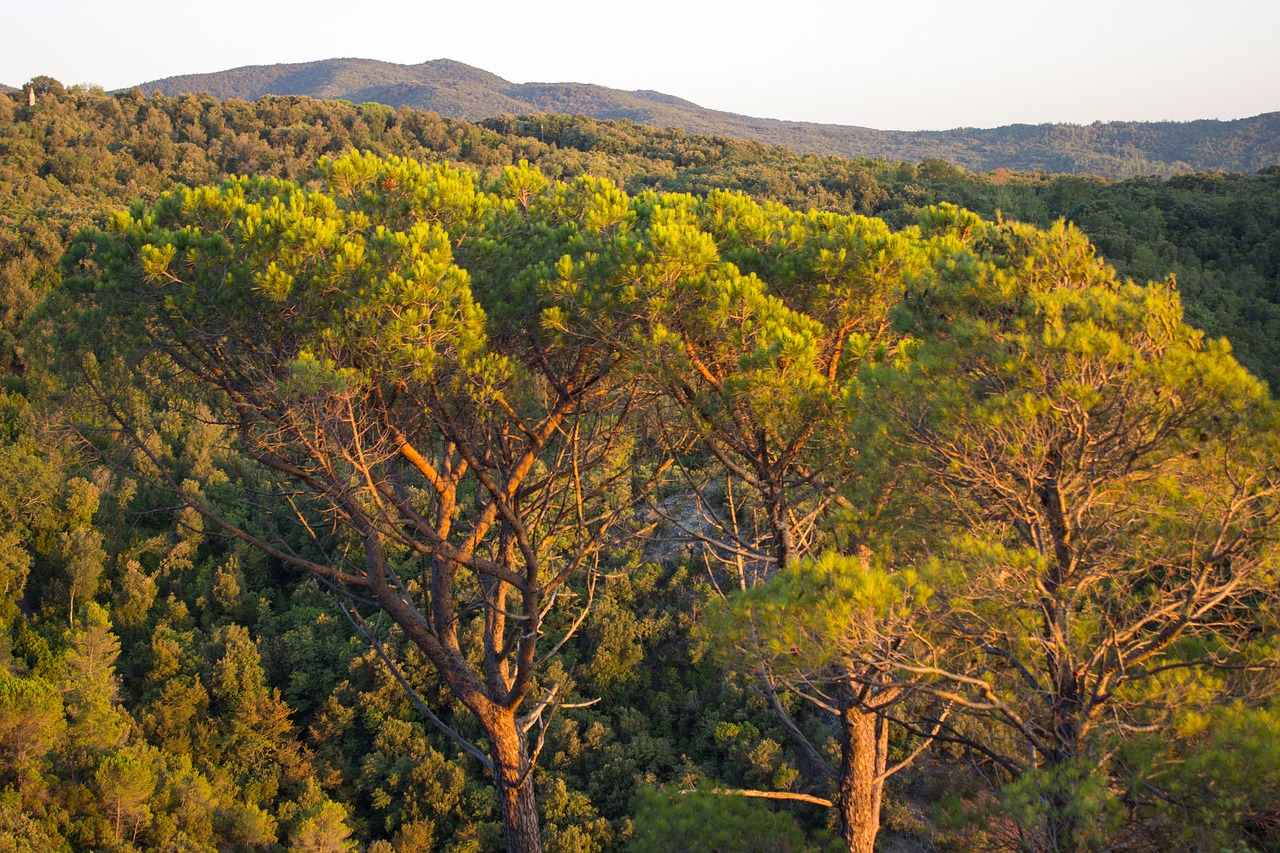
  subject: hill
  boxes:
[135,58,1280,178]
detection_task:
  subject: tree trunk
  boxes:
[760,673,835,783]
[838,702,886,853]
[764,485,799,570]
[1043,645,1084,852]
[485,709,542,853]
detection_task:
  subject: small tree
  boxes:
[709,553,933,853]
[95,747,156,842]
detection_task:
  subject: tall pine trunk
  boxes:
[484,708,542,853]
[838,702,888,853]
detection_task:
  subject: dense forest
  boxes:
[130,58,1280,178]
[2,80,1280,853]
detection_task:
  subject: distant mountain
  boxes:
[136,58,1280,178]
[0,84,16,95]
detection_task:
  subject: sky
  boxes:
[5,0,1278,131]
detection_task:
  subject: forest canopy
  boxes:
[2,83,1280,853]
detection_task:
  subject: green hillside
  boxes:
[3,83,1280,853]
[135,58,1280,178]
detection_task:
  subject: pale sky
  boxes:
[4,0,1277,131]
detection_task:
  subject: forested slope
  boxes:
[134,58,1280,177]
[2,81,1280,853]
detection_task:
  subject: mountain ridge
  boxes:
[133,58,1280,178]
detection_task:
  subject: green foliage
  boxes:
[284,783,356,853]
[2,84,1279,852]
[0,669,65,780]
[997,760,1125,853]
[626,786,831,853]
[3,83,1279,385]
[95,746,158,842]
[0,790,69,852]
[866,209,1280,852]
[1119,702,1280,849]
[710,552,929,677]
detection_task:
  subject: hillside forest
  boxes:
[130,57,1280,179]
[3,79,1280,853]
